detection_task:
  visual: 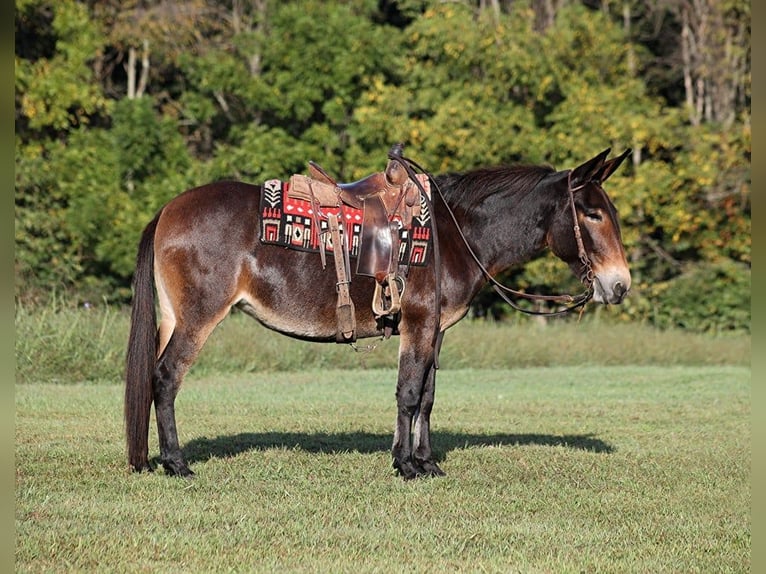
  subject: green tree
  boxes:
[16,0,110,135]
[15,0,111,301]
[349,2,545,173]
[13,0,750,332]
[180,0,402,179]
[59,98,194,283]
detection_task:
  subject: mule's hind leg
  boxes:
[153,315,224,477]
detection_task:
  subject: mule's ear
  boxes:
[595,148,632,183]
[569,148,611,188]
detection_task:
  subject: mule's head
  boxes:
[547,149,632,305]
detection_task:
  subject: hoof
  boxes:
[162,459,195,478]
[414,458,446,477]
[393,459,419,480]
[393,458,446,480]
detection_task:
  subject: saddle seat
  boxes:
[303,158,421,226]
[284,146,430,343]
[309,161,418,213]
[287,155,427,276]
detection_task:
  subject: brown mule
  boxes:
[125,148,632,479]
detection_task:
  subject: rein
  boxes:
[394,153,595,318]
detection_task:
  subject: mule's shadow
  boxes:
[182,430,613,465]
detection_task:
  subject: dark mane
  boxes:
[435,164,556,212]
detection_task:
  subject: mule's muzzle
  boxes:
[592,271,631,305]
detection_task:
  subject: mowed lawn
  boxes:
[16,365,749,572]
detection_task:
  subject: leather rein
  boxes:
[485,171,595,317]
[395,154,595,318]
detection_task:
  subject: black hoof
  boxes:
[393,458,446,480]
[393,459,419,480]
[162,459,195,478]
[414,458,446,477]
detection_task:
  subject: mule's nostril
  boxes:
[613,281,627,302]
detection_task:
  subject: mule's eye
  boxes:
[585,210,603,222]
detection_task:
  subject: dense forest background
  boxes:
[14,0,750,333]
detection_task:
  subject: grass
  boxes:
[16,366,750,572]
[15,303,751,570]
[15,304,751,384]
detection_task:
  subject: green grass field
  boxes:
[15,305,751,384]
[15,305,751,571]
[16,363,750,572]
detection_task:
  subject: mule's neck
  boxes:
[435,169,564,279]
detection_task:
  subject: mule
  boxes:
[125,148,632,479]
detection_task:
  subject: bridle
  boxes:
[373,149,598,368]
[468,169,595,317]
[395,151,596,318]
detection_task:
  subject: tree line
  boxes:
[15,0,750,332]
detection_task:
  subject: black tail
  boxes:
[124,212,161,472]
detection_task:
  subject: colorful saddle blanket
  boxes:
[259,178,432,267]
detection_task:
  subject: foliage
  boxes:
[644,260,751,334]
[14,0,750,333]
[15,96,196,301]
[15,0,110,132]
[15,138,84,300]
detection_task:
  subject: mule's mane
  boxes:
[437,164,556,212]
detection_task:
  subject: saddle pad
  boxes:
[259,179,432,267]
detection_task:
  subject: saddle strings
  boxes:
[392,152,594,318]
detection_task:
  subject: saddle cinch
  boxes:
[286,147,431,343]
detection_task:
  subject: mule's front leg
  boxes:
[392,337,439,480]
[392,398,419,480]
[412,365,445,477]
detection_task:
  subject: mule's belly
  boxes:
[234,296,383,342]
[235,251,385,342]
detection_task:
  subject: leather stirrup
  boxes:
[372,272,404,318]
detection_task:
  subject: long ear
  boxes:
[569,148,611,188]
[595,149,632,183]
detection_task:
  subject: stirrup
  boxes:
[372,273,404,318]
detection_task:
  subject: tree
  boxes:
[91,0,223,99]
[15,0,111,301]
[675,0,750,128]
[13,0,750,332]
[16,0,110,136]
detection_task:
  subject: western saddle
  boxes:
[286,144,430,343]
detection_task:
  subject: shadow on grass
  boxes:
[182,430,613,464]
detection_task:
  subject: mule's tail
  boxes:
[125,212,161,472]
